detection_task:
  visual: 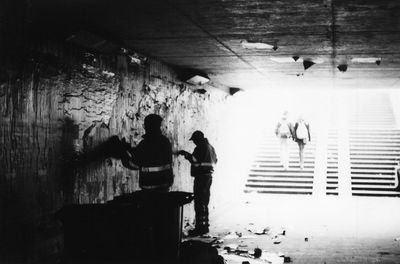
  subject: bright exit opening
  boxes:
[207,88,400,261]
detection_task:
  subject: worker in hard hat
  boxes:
[122,114,173,192]
[178,130,217,236]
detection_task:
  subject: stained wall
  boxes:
[0,42,228,261]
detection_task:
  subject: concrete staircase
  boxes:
[245,135,317,195]
[348,93,399,197]
[245,92,400,197]
[326,129,339,195]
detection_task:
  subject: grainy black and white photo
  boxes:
[1,0,400,263]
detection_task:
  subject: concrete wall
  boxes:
[0,42,228,261]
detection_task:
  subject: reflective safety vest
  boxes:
[132,134,174,190]
[190,162,216,177]
[190,140,217,177]
[139,163,173,190]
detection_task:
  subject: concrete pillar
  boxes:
[313,113,328,197]
[337,96,352,197]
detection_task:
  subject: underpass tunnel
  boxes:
[2,0,400,263]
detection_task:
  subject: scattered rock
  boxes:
[260,252,285,264]
[284,256,292,262]
[253,248,262,258]
[272,235,284,244]
[224,244,238,252]
[248,226,270,235]
[224,232,241,239]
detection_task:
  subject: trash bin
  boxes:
[56,191,194,262]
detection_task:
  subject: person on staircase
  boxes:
[393,160,400,193]
[178,130,218,236]
[275,111,292,170]
[292,115,311,170]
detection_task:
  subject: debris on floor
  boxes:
[253,248,262,258]
[259,252,285,264]
[247,224,270,235]
[222,250,289,264]
[181,224,294,263]
[224,231,242,239]
[272,235,284,244]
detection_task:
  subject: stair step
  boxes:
[349,144,400,148]
[352,191,399,197]
[244,189,313,195]
[350,171,395,175]
[248,179,313,184]
[349,139,400,143]
[351,176,395,180]
[350,134,400,137]
[248,175,314,180]
[249,170,314,175]
[350,150,400,155]
[350,156,399,161]
[256,151,316,155]
[349,148,400,152]
[252,160,315,164]
[351,161,398,165]
[350,154,399,158]
[246,183,313,189]
[255,154,316,158]
[352,179,396,184]
[350,165,396,169]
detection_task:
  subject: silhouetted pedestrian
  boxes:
[275,111,292,170]
[292,115,310,170]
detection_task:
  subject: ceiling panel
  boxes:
[26,0,400,89]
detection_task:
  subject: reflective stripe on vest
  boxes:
[140,164,172,172]
[192,162,215,167]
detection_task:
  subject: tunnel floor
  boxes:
[206,194,400,263]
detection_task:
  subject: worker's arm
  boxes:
[120,147,138,170]
[177,150,195,163]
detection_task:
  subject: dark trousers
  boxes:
[193,175,212,229]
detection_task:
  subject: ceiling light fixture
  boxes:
[270,57,296,63]
[185,75,210,85]
[229,87,243,95]
[337,64,348,72]
[241,40,274,50]
[303,60,315,70]
[351,57,382,63]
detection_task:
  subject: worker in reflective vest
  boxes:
[122,114,173,192]
[178,130,217,236]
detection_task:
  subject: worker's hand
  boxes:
[177,150,187,155]
[177,150,191,159]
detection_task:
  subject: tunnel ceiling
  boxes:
[14,0,400,89]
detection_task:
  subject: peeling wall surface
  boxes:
[0,43,228,261]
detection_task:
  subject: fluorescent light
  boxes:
[186,75,210,85]
[351,57,381,63]
[270,57,295,63]
[241,40,274,50]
